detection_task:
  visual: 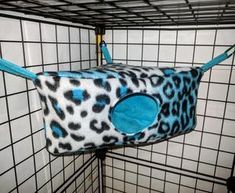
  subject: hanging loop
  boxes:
[201,44,235,72]
[100,40,113,64]
[225,44,235,57]
[0,58,37,80]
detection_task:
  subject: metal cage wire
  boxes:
[0,1,235,193]
[0,0,235,27]
[0,15,98,193]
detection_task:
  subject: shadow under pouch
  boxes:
[0,44,234,155]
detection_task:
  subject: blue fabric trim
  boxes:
[100,42,113,64]
[0,58,37,80]
[201,53,228,72]
[201,45,235,72]
[111,94,159,135]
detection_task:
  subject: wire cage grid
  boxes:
[0,15,99,193]
[0,0,235,27]
[103,27,235,193]
[0,1,235,193]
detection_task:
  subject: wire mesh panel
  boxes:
[0,16,97,193]
[0,0,235,27]
[57,156,99,193]
[103,27,235,193]
[1,1,235,193]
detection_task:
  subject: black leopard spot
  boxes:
[163,82,174,99]
[116,86,132,98]
[197,73,203,84]
[172,76,181,88]
[182,84,189,96]
[158,121,170,134]
[170,121,180,136]
[188,95,194,104]
[103,136,118,144]
[148,122,159,130]
[53,148,59,154]
[123,132,145,143]
[46,72,58,76]
[131,78,139,87]
[127,70,137,78]
[66,106,74,114]
[190,106,196,118]
[96,69,106,74]
[191,69,198,78]
[162,103,170,116]
[182,99,188,112]
[106,75,114,78]
[183,76,191,87]
[34,78,42,89]
[90,120,110,134]
[64,89,90,105]
[118,71,127,78]
[108,108,112,122]
[140,73,148,78]
[45,76,60,92]
[39,93,49,116]
[118,71,137,79]
[68,122,81,130]
[81,110,87,117]
[50,120,68,138]
[181,113,190,129]
[130,67,142,72]
[46,138,52,147]
[191,81,196,90]
[135,132,145,140]
[94,79,111,91]
[70,79,80,86]
[139,79,147,86]
[70,134,85,141]
[119,79,127,86]
[149,75,164,87]
[123,136,135,143]
[152,93,163,104]
[86,70,95,74]
[172,101,180,116]
[92,94,110,113]
[142,67,152,71]
[48,96,65,120]
[178,92,184,100]
[146,134,157,142]
[59,142,72,150]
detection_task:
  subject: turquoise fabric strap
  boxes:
[0,58,37,80]
[201,44,235,72]
[100,41,113,64]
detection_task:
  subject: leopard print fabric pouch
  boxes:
[0,45,234,155]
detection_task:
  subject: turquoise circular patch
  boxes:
[111,93,159,135]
